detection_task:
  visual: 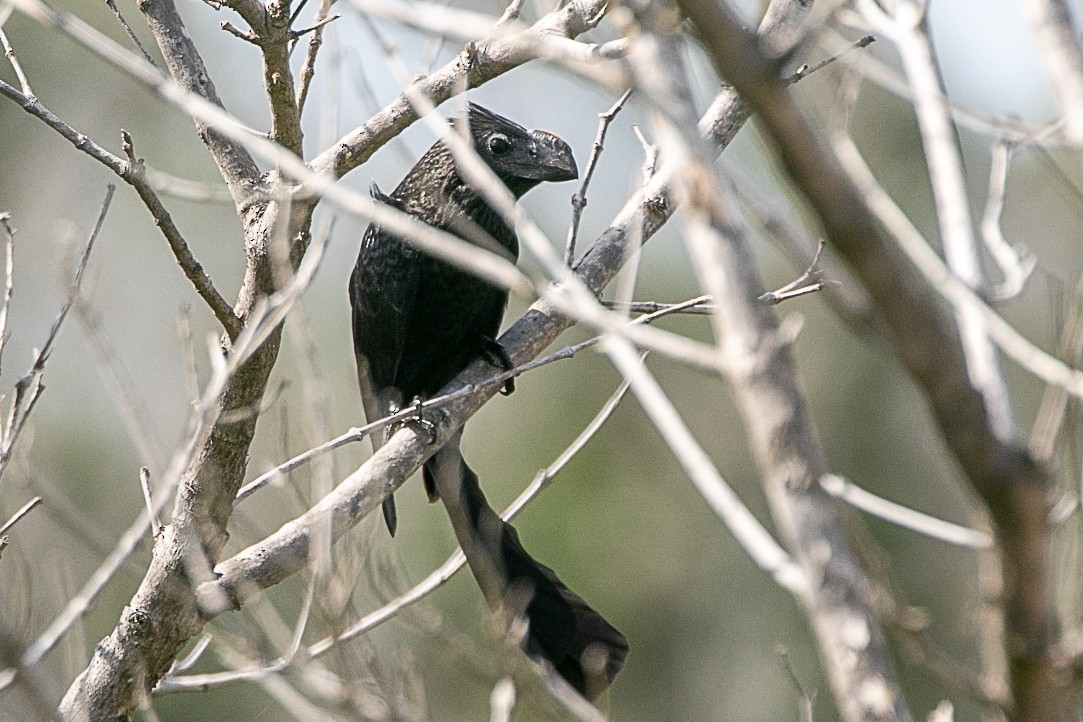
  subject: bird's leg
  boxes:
[479,335,516,396]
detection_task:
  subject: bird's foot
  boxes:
[479,335,516,396]
[397,397,437,444]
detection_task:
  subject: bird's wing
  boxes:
[349,214,421,443]
[350,215,421,537]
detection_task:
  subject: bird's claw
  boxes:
[407,397,438,444]
[479,335,516,396]
[388,398,437,444]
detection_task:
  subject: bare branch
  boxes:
[0,213,15,376]
[673,0,1066,715]
[0,495,41,537]
[0,23,34,99]
[627,5,907,719]
[104,0,158,67]
[309,0,611,181]
[980,141,1036,301]
[757,241,832,305]
[492,0,527,34]
[295,0,335,114]
[819,475,991,549]
[1031,280,1083,460]
[777,647,817,722]
[120,130,243,338]
[0,79,242,337]
[0,187,110,482]
[565,88,634,265]
[858,0,1018,441]
[489,678,516,722]
[787,33,875,83]
[140,467,164,537]
[1024,0,1083,145]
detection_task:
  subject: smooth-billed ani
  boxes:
[349,104,628,699]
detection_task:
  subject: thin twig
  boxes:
[139,467,163,536]
[787,34,874,84]
[104,0,158,67]
[603,339,806,595]
[0,24,33,99]
[1031,279,1083,461]
[630,124,658,182]
[169,635,213,676]
[142,169,234,204]
[0,186,111,481]
[757,240,834,304]
[295,0,336,114]
[602,299,716,315]
[819,474,992,549]
[219,21,259,44]
[491,0,527,34]
[0,495,41,536]
[981,141,1036,300]
[290,13,339,41]
[177,305,200,406]
[0,213,15,376]
[564,88,633,265]
[120,130,242,339]
[861,0,1017,439]
[489,678,516,722]
[776,646,816,722]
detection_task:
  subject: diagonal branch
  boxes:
[859,0,1017,440]
[136,0,263,209]
[1024,0,1083,145]
[306,0,610,181]
[674,0,1065,717]
[7,0,262,212]
[624,4,907,719]
[0,79,242,338]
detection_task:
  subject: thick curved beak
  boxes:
[524,130,578,182]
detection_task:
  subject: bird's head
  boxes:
[465,103,578,197]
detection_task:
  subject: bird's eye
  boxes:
[488,134,512,156]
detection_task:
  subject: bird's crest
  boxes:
[464,103,530,139]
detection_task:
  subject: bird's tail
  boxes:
[423,434,628,701]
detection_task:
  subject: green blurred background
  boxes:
[1,0,1080,720]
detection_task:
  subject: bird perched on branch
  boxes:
[349,104,628,699]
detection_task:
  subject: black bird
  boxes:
[349,104,628,699]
